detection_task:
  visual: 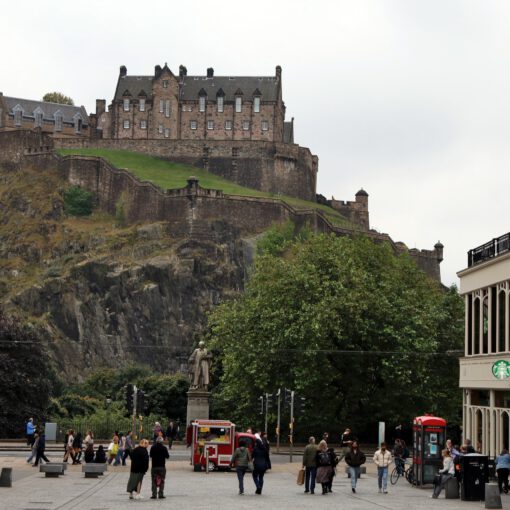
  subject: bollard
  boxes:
[485,483,502,509]
[0,468,12,487]
[205,449,209,474]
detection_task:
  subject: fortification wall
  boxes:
[53,137,318,202]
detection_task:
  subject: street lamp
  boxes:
[105,396,112,439]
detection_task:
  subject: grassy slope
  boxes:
[57,148,356,228]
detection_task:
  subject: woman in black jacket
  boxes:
[315,440,334,494]
[252,439,270,495]
[127,439,149,500]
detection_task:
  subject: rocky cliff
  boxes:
[0,162,250,379]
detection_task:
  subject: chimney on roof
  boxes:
[155,65,162,78]
[275,65,282,79]
[207,67,214,78]
[119,65,127,77]
[179,65,187,77]
[96,99,106,116]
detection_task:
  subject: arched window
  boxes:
[499,290,506,352]
[474,297,480,354]
[13,105,23,126]
[483,296,489,354]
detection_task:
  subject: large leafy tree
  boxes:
[42,92,74,105]
[208,233,464,439]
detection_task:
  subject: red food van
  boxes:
[191,419,256,471]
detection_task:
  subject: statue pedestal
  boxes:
[187,389,211,424]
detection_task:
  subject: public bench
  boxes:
[82,464,107,478]
[345,466,367,478]
[40,463,65,478]
[0,467,12,487]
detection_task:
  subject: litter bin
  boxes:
[460,454,489,501]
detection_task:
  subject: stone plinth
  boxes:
[187,389,211,424]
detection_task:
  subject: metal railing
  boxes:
[468,233,510,267]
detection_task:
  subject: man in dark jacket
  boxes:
[302,436,317,494]
[33,433,50,466]
[149,437,169,499]
[345,440,366,493]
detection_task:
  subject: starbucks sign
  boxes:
[492,360,510,380]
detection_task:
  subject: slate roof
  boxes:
[2,96,88,125]
[114,76,154,101]
[180,76,279,102]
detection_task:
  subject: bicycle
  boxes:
[390,459,414,485]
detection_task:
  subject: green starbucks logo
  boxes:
[492,360,510,380]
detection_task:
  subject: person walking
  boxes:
[73,432,83,464]
[339,427,354,462]
[26,418,35,446]
[495,449,510,494]
[165,421,178,449]
[153,422,163,442]
[123,430,134,465]
[127,439,150,500]
[302,436,318,494]
[432,449,455,498]
[150,436,169,499]
[63,429,76,464]
[252,438,270,494]
[230,439,251,495]
[345,440,366,493]
[33,432,50,467]
[107,435,119,465]
[27,433,39,464]
[315,440,334,495]
[84,430,94,448]
[374,442,392,494]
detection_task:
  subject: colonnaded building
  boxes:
[458,232,510,456]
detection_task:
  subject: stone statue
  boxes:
[188,341,212,390]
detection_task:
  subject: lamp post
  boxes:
[105,396,112,439]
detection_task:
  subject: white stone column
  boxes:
[465,390,472,446]
[490,391,496,457]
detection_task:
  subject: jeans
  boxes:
[433,473,452,498]
[305,466,316,493]
[252,470,265,491]
[349,466,360,488]
[377,466,388,490]
[236,467,247,493]
[395,457,405,475]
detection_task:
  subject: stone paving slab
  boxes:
[1,455,510,510]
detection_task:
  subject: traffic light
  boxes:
[259,395,264,414]
[137,389,146,414]
[298,396,306,415]
[284,388,292,406]
[126,384,134,413]
[266,393,273,409]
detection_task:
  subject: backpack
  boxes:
[319,451,330,466]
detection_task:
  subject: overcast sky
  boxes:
[3,0,510,286]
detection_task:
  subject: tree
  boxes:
[207,233,464,439]
[42,92,74,105]
[63,186,93,216]
[0,309,59,436]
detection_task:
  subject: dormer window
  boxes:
[139,99,145,112]
[217,96,224,113]
[54,112,63,131]
[199,96,206,112]
[123,99,130,111]
[253,97,261,113]
[235,96,242,113]
[74,114,83,133]
[13,105,23,126]
[34,108,43,128]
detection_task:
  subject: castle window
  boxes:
[261,120,269,131]
[207,120,214,130]
[165,100,171,118]
[158,124,163,134]
[199,96,206,112]
[232,147,239,157]
[159,100,164,113]
[163,80,168,88]
[139,99,145,112]
[243,120,250,131]
[190,120,197,130]
[217,96,224,112]
[164,128,170,138]
[75,117,82,133]
[123,120,130,129]
[14,108,22,126]
[140,120,147,129]
[235,97,242,113]
[225,120,232,130]
[123,99,130,112]
[253,97,260,113]
[55,113,63,131]
[35,111,43,127]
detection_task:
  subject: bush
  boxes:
[64,186,93,216]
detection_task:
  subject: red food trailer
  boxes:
[191,419,256,471]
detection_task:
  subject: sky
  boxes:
[2,0,510,286]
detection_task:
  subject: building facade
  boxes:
[458,232,510,456]
[0,93,89,137]
[93,64,293,143]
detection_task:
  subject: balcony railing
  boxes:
[468,232,510,267]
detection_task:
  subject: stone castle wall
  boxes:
[53,137,318,202]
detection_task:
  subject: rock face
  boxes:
[12,226,248,378]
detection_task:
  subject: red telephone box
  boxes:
[191,419,256,471]
[412,415,446,486]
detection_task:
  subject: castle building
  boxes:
[0,93,89,137]
[93,64,293,143]
[458,232,510,456]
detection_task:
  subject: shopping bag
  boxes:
[297,468,305,485]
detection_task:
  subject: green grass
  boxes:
[57,148,357,228]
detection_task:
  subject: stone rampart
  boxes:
[53,137,318,202]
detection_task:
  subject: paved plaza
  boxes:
[2,447,510,510]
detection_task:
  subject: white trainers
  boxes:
[134,493,143,500]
